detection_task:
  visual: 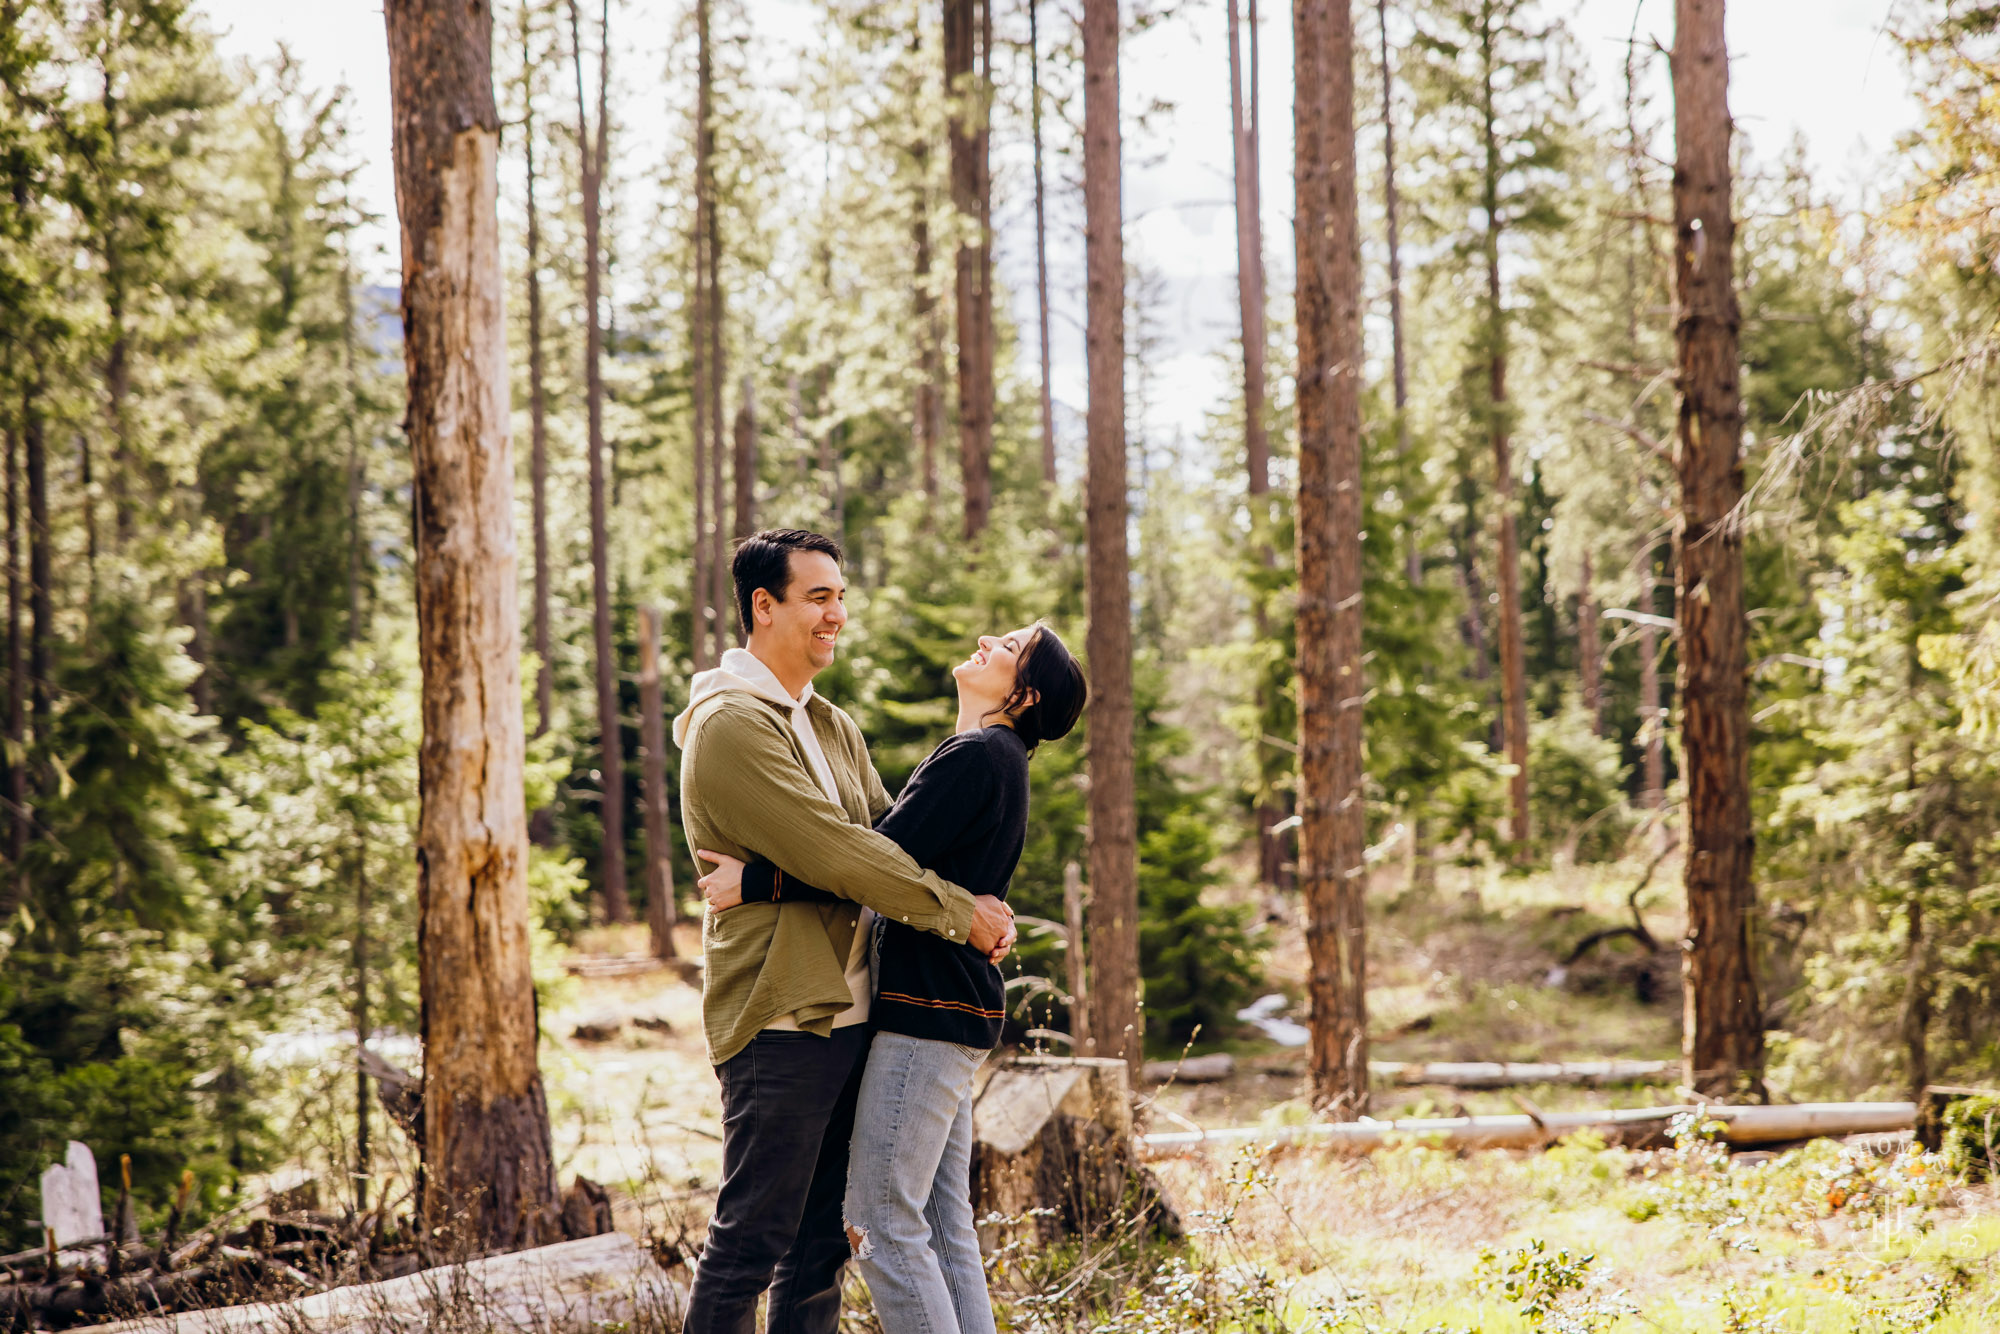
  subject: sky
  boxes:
[197,0,1920,460]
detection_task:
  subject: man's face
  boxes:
[757,550,848,682]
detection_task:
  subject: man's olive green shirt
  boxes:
[675,687,977,1065]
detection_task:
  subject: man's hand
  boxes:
[697,850,746,911]
[969,895,1017,962]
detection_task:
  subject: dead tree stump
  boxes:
[970,1056,1179,1251]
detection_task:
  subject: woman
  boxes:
[697,622,1087,1334]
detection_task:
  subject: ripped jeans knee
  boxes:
[844,1220,872,1260]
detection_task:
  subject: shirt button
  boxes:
[948,929,957,937]
[902,916,910,922]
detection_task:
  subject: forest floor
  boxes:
[287,855,2000,1331]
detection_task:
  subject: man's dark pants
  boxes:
[682,1025,872,1334]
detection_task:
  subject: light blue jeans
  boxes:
[843,1031,996,1334]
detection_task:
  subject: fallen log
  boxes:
[1369,1059,1674,1088]
[86,1232,682,1334]
[1138,1101,1917,1159]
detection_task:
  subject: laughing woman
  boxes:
[696,622,1087,1334]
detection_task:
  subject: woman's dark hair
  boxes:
[733,528,844,635]
[994,625,1088,754]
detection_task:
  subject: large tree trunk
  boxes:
[1030,0,1055,488]
[383,0,561,1251]
[1293,0,1367,1117]
[1480,22,1530,856]
[946,0,993,540]
[522,10,553,736]
[1672,0,1763,1101]
[1081,0,1138,1073]
[637,606,679,961]
[571,0,627,923]
[732,376,756,541]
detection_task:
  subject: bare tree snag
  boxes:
[570,0,627,922]
[1082,0,1139,1074]
[1294,0,1367,1117]
[1672,0,1763,1100]
[637,606,679,961]
[383,0,561,1251]
[946,0,993,539]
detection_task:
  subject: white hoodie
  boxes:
[679,647,875,1029]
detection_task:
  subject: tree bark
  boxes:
[383,0,560,1250]
[1479,14,1530,855]
[732,376,756,541]
[522,6,552,735]
[571,0,627,922]
[1081,0,1138,1073]
[946,0,993,540]
[1294,0,1367,1117]
[1030,0,1055,488]
[1579,551,1601,733]
[1672,0,1763,1101]
[637,606,679,961]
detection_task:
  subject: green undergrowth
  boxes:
[990,1121,2000,1333]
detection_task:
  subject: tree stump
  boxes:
[969,1056,1179,1251]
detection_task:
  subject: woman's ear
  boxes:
[1013,687,1041,715]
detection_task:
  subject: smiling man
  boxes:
[671,528,1017,1334]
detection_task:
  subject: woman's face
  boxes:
[951,624,1040,709]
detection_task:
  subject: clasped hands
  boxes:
[696,849,1017,964]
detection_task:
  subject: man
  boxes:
[672,529,1016,1334]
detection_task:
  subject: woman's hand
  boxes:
[697,850,746,911]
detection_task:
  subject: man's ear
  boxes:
[752,587,776,627]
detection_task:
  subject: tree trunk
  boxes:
[637,606,679,961]
[101,57,132,551]
[1639,577,1664,809]
[338,233,370,656]
[3,417,20,902]
[1672,0,1763,1101]
[691,0,717,670]
[1480,20,1530,856]
[1376,0,1414,587]
[732,376,756,541]
[1030,0,1055,488]
[383,0,561,1251]
[572,0,627,923]
[522,9,553,736]
[1579,551,1601,734]
[946,0,993,540]
[1293,0,1368,1118]
[705,147,730,663]
[1230,0,1287,898]
[353,831,372,1214]
[24,377,47,740]
[1081,0,1138,1074]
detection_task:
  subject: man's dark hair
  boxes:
[733,529,845,635]
[996,625,1088,754]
